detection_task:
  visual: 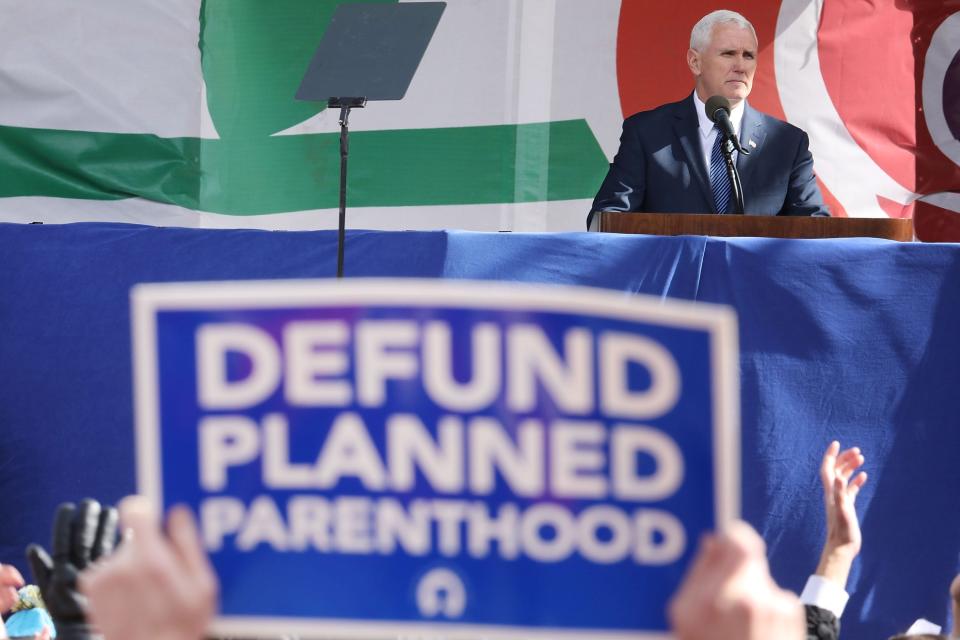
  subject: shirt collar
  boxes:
[692,91,746,138]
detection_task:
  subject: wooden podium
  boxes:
[591,212,914,241]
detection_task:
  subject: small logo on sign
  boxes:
[416,568,467,619]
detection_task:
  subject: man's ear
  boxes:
[687,48,700,76]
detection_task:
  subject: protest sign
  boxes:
[132,279,739,638]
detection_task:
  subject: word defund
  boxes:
[196,319,681,419]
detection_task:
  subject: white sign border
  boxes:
[131,278,740,640]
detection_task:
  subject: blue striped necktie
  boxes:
[709,124,733,214]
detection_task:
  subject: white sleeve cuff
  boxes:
[800,575,850,618]
[905,619,942,635]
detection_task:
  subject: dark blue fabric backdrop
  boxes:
[1,222,958,639]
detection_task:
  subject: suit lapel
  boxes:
[737,104,767,201]
[673,98,715,212]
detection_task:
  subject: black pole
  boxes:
[328,97,366,278]
[337,106,350,278]
[721,138,745,215]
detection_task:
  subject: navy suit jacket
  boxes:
[588,96,829,228]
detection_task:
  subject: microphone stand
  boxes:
[329,97,367,278]
[720,137,745,215]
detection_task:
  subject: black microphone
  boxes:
[705,95,749,155]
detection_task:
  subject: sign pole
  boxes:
[295,2,446,278]
[329,97,366,278]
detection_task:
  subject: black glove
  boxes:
[26,499,118,640]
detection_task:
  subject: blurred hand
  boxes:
[669,521,805,640]
[816,441,867,586]
[26,498,118,635]
[950,572,960,639]
[79,496,218,640]
[0,563,25,612]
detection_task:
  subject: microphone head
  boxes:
[705,95,731,123]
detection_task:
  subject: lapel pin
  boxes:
[748,139,757,149]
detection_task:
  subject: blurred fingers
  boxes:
[0,586,18,613]
[25,544,53,593]
[92,505,120,561]
[724,520,767,558]
[835,448,862,480]
[118,495,161,544]
[167,505,219,616]
[166,506,211,578]
[0,563,24,588]
[75,499,102,569]
[820,441,840,489]
[848,471,868,499]
[52,503,76,562]
[0,564,24,610]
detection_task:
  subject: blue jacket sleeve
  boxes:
[781,131,830,217]
[587,117,647,228]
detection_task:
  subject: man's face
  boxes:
[687,22,758,105]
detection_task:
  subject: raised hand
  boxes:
[26,499,119,638]
[816,441,868,587]
[669,521,805,640]
[79,496,218,640]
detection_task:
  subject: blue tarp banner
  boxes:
[1,223,959,640]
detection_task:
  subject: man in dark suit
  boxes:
[588,10,829,228]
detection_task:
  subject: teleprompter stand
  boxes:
[329,96,367,278]
[296,3,446,278]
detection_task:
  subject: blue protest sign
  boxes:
[131,279,739,638]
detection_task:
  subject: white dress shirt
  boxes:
[692,91,745,173]
[800,574,850,618]
[800,574,945,634]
